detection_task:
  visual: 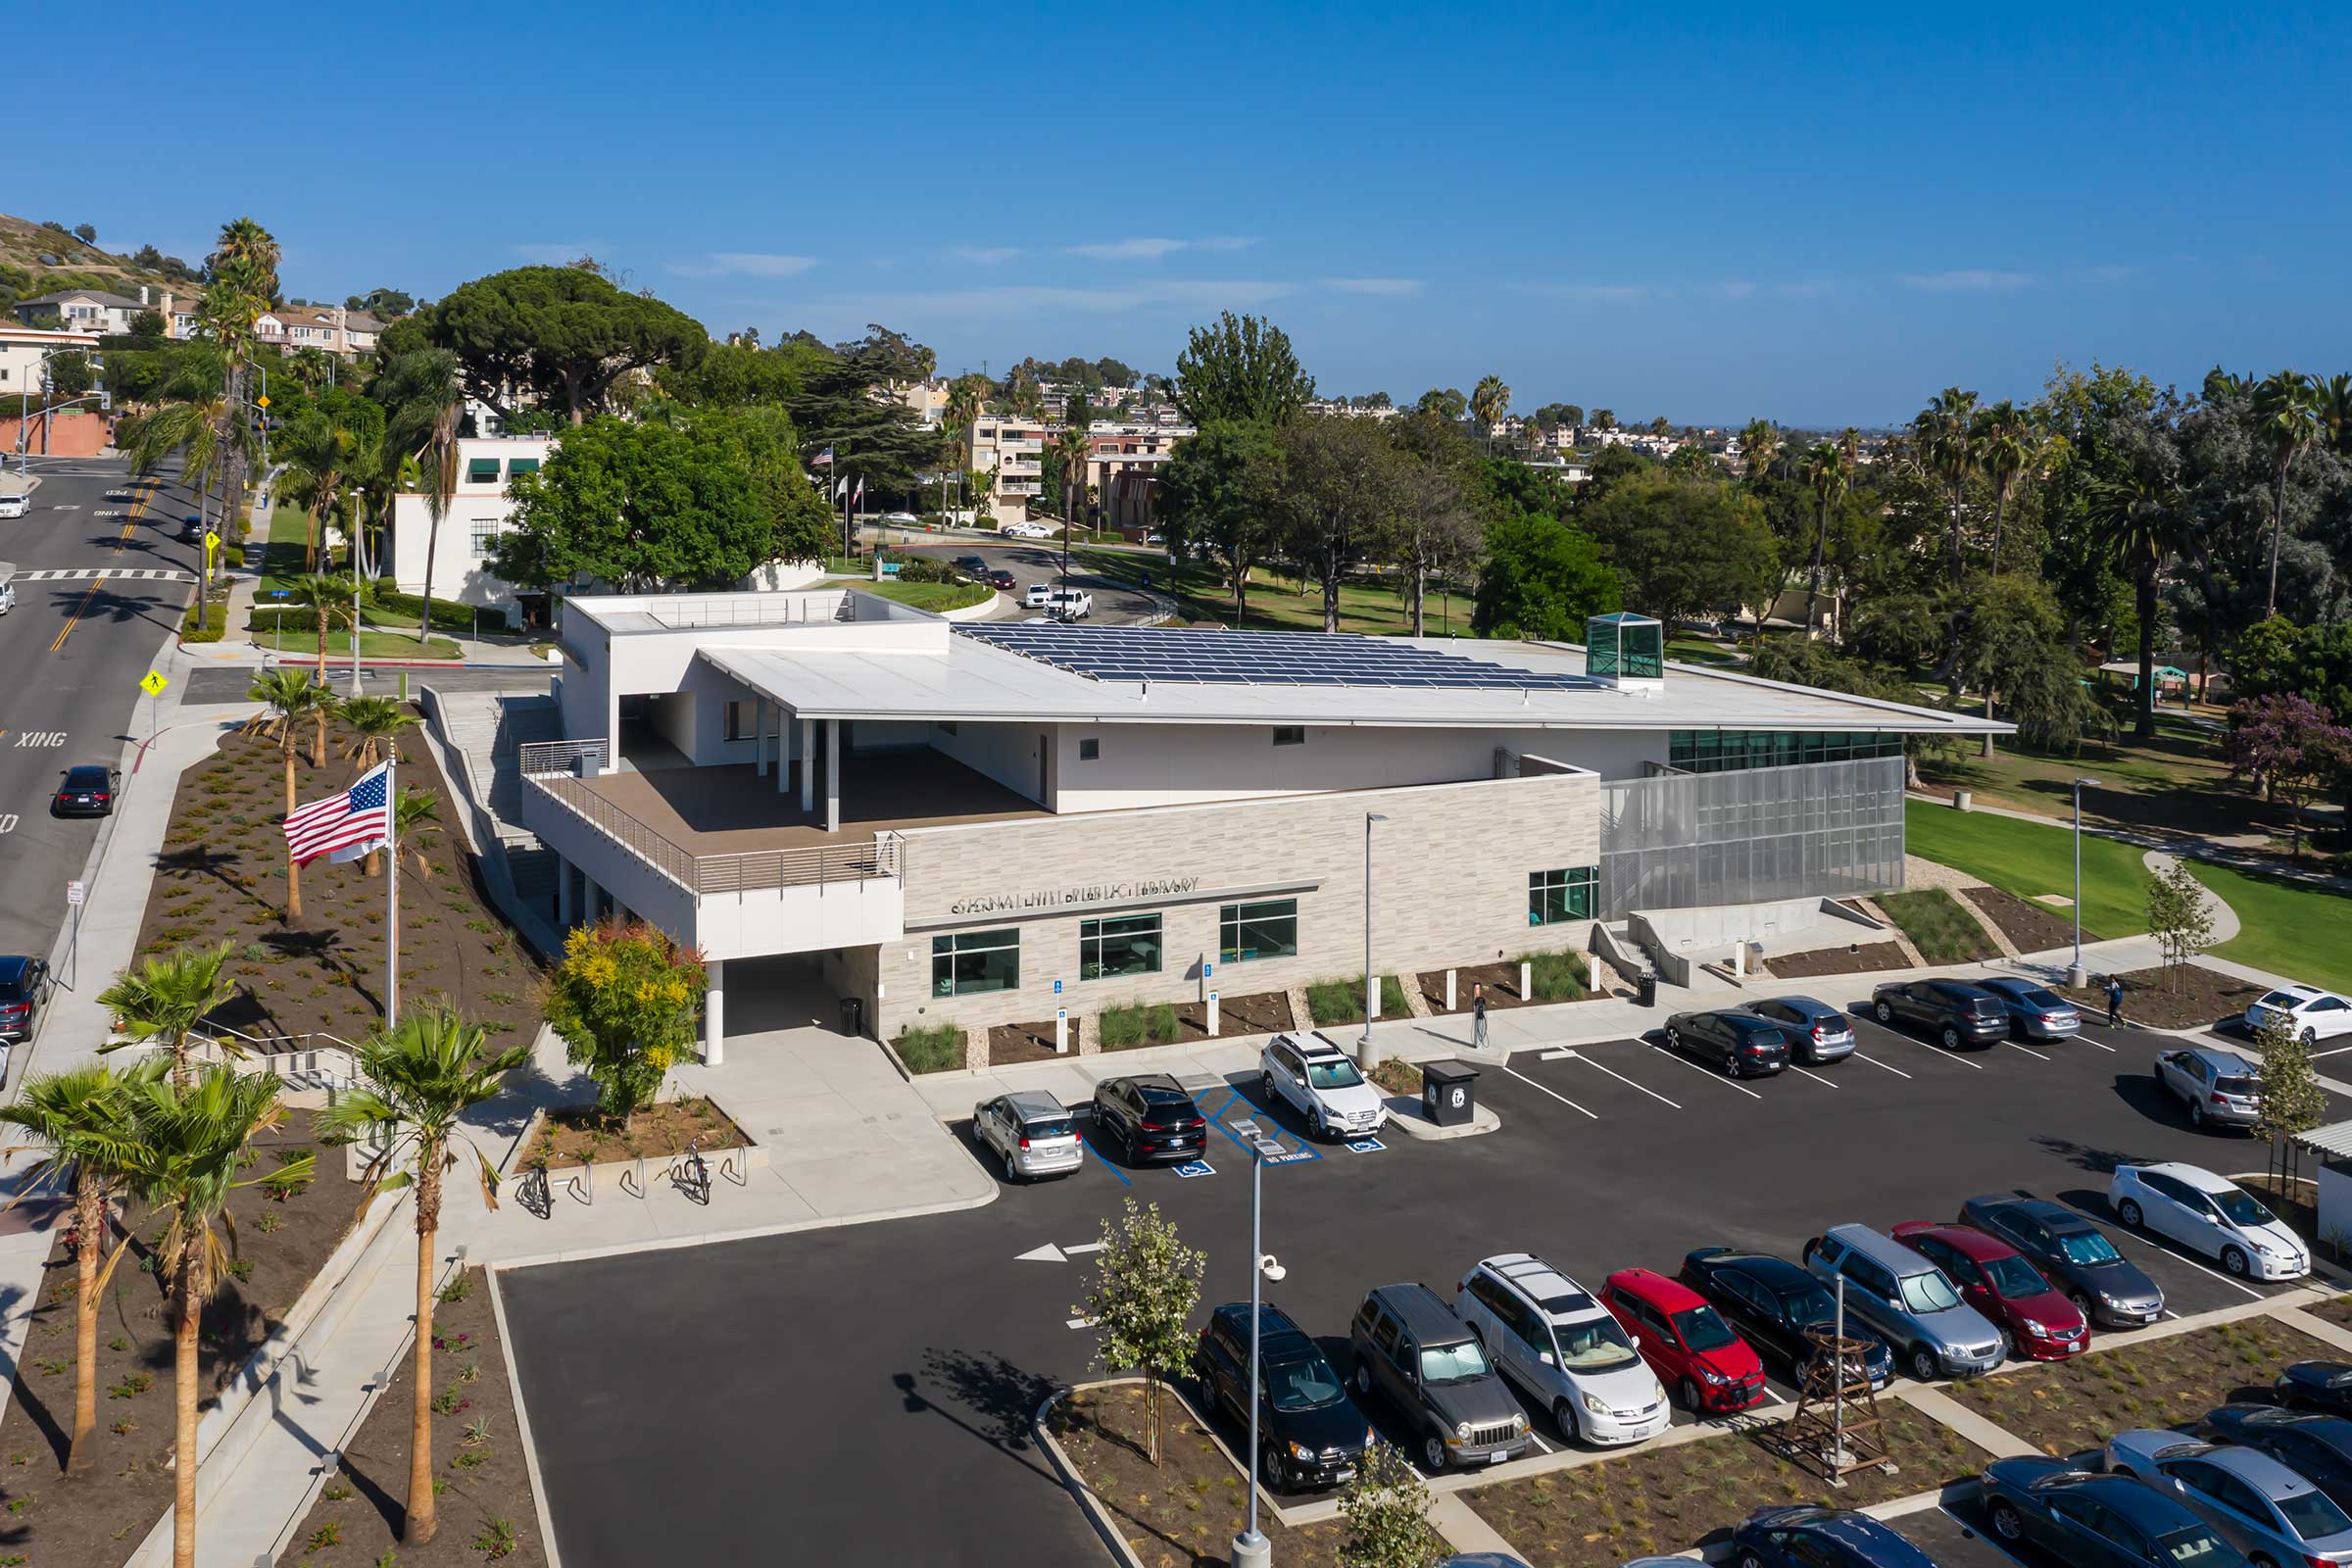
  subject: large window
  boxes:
[1080,913,1162,981]
[933,929,1019,998]
[1668,730,1903,775]
[1529,866,1597,925]
[1220,899,1298,965]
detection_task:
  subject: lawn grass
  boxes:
[2184,860,2352,994]
[822,576,996,612]
[254,619,465,662]
[258,499,318,591]
[1068,546,1476,636]
[1665,636,1745,667]
[1916,711,2265,843]
[1876,888,2000,963]
[1904,799,2149,942]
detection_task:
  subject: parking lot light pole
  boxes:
[1360,812,1389,1068]
[2068,778,2100,988]
[1231,1118,1285,1568]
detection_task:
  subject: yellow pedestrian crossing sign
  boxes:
[255,395,270,409]
[140,670,168,697]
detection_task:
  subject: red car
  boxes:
[1890,1222,2087,1360]
[986,568,1018,592]
[1602,1267,1768,1412]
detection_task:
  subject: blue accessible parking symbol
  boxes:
[1345,1138,1387,1154]
[1172,1159,1216,1179]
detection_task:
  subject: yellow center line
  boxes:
[50,483,155,654]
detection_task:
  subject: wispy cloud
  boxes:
[1776,280,1838,299]
[512,241,602,265]
[1710,280,1759,300]
[1194,235,1258,253]
[666,252,819,279]
[2073,264,2132,285]
[1510,281,1655,303]
[1061,235,1259,262]
[1898,269,2033,292]
[796,279,1298,321]
[953,246,1023,265]
[1322,277,1424,298]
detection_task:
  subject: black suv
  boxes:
[1662,1008,1791,1077]
[1871,979,2006,1050]
[0,956,52,1047]
[1956,1194,2164,1327]
[1196,1302,1369,1492]
[1678,1247,1894,1388]
[1088,1074,1207,1165]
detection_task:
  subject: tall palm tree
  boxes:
[317,1008,527,1544]
[380,350,466,645]
[120,347,257,604]
[278,409,362,571]
[0,1066,140,1472]
[244,668,330,913]
[1972,401,2031,576]
[1053,423,1091,564]
[1914,386,1981,577]
[1740,419,1780,483]
[287,572,359,687]
[1470,375,1510,455]
[339,697,419,874]
[2320,373,2352,457]
[210,217,282,298]
[347,440,419,578]
[119,1067,310,1568]
[96,945,241,1082]
[1799,440,1851,639]
[2090,466,2187,742]
[390,787,446,881]
[2254,371,2322,615]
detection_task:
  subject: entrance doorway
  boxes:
[724,953,873,1039]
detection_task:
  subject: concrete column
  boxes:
[556,854,574,928]
[581,876,603,925]
[703,958,725,1066]
[799,718,814,811]
[754,699,768,777]
[824,718,841,832]
[776,704,790,794]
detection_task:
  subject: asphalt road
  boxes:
[0,456,202,965]
[500,1007,2343,1568]
[893,539,1165,623]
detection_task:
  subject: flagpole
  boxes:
[385,747,400,1029]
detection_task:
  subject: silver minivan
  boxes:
[1803,1223,2004,1384]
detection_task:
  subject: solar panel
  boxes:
[956,622,1596,692]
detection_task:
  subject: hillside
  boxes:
[0,212,195,316]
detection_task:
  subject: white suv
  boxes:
[1457,1254,1671,1446]
[2245,984,2352,1045]
[1257,1032,1385,1140]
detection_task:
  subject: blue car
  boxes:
[1731,1506,1939,1568]
[1980,977,2083,1040]
[1982,1456,2247,1568]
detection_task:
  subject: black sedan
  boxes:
[1662,1008,1790,1077]
[2196,1406,2352,1509]
[1679,1248,1894,1389]
[1957,1193,2165,1328]
[1981,1456,2247,1568]
[51,764,117,817]
[1196,1302,1369,1492]
[1731,1505,1939,1568]
[1088,1074,1207,1165]
[2278,1362,2352,1417]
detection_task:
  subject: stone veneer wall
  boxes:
[870,768,1600,1054]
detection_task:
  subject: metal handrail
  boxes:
[524,772,902,895]
[642,595,856,630]
[518,738,608,777]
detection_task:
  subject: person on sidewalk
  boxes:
[2106,973,2126,1028]
[1473,984,1489,1051]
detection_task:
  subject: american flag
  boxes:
[811,445,834,467]
[285,761,392,865]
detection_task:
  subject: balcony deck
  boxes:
[567,752,1048,855]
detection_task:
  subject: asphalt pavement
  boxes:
[0,456,201,963]
[498,1008,2340,1568]
[892,539,1166,623]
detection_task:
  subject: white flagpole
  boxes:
[385,749,400,1029]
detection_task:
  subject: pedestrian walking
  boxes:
[1473,984,1489,1051]
[2105,973,2125,1028]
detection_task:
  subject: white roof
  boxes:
[2133,1160,2241,1194]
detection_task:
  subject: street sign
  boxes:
[65,880,84,907]
[1053,978,1063,996]
[255,394,270,409]
[139,670,168,697]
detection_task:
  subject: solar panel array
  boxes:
[956,622,1596,690]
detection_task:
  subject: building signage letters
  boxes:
[950,876,1200,917]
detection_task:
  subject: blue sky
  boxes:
[24,3,2350,425]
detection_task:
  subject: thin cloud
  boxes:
[1063,237,1188,261]
[2074,264,2132,284]
[1510,281,1654,303]
[1711,280,1759,300]
[799,279,1298,320]
[1777,280,1838,299]
[512,241,603,265]
[1195,235,1259,253]
[1899,269,2033,292]
[953,246,1023,265]
[666,252,819,279]
[1322,277,1424,297]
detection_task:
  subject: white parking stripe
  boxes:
[2003,1041,2051,1061]
[1526,1431,1554,1455]
[2312,1043,2352,1061]
[1789,1064,1838,1088]
[2072,1030,2120,1054]
[1866,1025,1984,1070]
[1571,1053,1682,1109]
[2105,1220,2268,1300]
[1853,1052,1914,1080]
[1645,1043,1766,1101]
[1495,1062,1601,1120]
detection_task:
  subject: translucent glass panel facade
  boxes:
[1667,729,1905,774]
[1596,756,1906,917]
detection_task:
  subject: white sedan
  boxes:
[1258,1032,1386,1140]
[2109,1160,2309,1280]
[1001,520,1054,539]
[2246,984,2352,1045]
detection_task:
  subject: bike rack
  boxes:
[619,1157,646,1200]
[564,1154,593,1206]
[718,1150,748,1187]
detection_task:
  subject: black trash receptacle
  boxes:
[839,996,865,1037]
[1637,971,1658,1008]
[1420,1059,1479,1127]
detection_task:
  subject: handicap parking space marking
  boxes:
[1206,1088,1320,1165]
[1850,1051,1915,1080]
[1494,1061,1601,1120]
[1558,1047,1682,1109]
[1173,1160,1217,1179]
[1346,1137,1387,1154]
[1077,1133,1133,1187]
[1643,1042,1766,1101]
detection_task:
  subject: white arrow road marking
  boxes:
[1067,1315,1100,1330]
[1017,1243,1066,1263]
[1066,1242,1105,1254]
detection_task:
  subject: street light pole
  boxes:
[1360,812,1389,1067]
[1230,1118,1283,1568]
[2068,777,2101,988]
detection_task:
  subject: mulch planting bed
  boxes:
[1764,940,1913,980]
[274,1268,549,1568]
[0,1110,361,1568]
[136,712,543,1048]
[1174,989,1297,1038]
[990,1020,1069,1065]
[1050,1385,1354,1568]
[1418,959,1598,1014]
[1464,1403,1987,1568]
[2056,963,2269,1032]
[1951,1317,2337,1457]
[513,1096,747,1169]
[2308,1294,2352,1331]
[1965,885,2081,954]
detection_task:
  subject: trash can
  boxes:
[839,996,865,1037]
[1637,970,1658,1008]
[1420,1059,1479,1128]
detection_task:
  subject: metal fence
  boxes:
[524,773,903,894]
[518,738,609,777]
[1596,756,1905,917]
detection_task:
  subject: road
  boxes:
[891,539,1166,624]
[0,455,203,966]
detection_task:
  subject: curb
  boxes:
[1033,1384,1148,1568]
[488,1266,566,1568]
[484,1181,998,1272]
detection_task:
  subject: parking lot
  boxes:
[498,1004,2346,1568]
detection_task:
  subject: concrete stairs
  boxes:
[418,686,565,947]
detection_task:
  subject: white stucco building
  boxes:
[387,435,554,625]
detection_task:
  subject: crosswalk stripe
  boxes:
[4,567,191,582]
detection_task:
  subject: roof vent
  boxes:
[1586,612,1664,693]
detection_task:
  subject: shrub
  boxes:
[1097,1001,1182,1050]
[1519,950,1591,1002]
[1877,889,1997,964]
[1305,975,1408,1026]
[542,921,707,1121]
[894,1022,965,1074]
[179,596,226,643]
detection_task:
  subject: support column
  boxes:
[799,718,814,811]
[754,699,768,777]
[777,705,791,794]
[703,958,725,1066]
[824,718,841,833]
[581,876,603,926]
[556,854,574,928]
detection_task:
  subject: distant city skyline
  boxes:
[17,1,2348,426]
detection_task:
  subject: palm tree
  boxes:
[0,1066,140,1472]
[287,572,359,687]
[1973,401,2031,576]
[1914,386,1981,577]
[380,349,466,645]
[391,787,445,881]
[1470,375,1511,455]
[1740,419,1780,483]
[288,345,336,396]
[96,945,241,1082]
[1799,440,1851,639]
[347,440,419,578]
[278,409,362,571]
[339,695,416,772]
[119,350,257,604]
[2090,465,2187,742]
[2254,371,2322,615]
[210,217,282,297]
[1053,422,1091,573]
[317,1008,527,1544]
[2320,373,2352,457]
[244,668,330,913]
[119,1067,311,1568]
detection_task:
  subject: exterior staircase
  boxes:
[418,685,564,949]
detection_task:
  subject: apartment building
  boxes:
[1088,420,1191,532]
[965,416,1047,525]
[386,435,555,624]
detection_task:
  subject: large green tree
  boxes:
[1271,416,1399,631]
[1578,468,1781,627]
[396,266,708,424]
[1157,417,1283,624]
[1172,312,1314,427]
[1472,511,1621,640]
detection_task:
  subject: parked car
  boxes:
[2246,985,2352,1046]
[1957,1194,2165,1328]
[1678,1247,1894,1390]
[51,764,117,817]
[1087,1074,1208,1165]
[1729,1505,1943,1568]
[1600,1266,1768,1413]
[2109,1162,2310,1280]
[0,577,14,613]
[1024,582,1054,608]
[2277,1363,2352,1419]
[0,955,50,1053]
[0,493,26,518]
[1801,1223,2005,1383]
[1979,977,2084,1041]
[2104,1430,2352,1566]
[1456,1253,1671,1445]
[877,511,919,526]
[2155,1046,2264,1131]
[2197,1407,2352,1509]
[985,568,1017,592]
[970,1091,1082,1181]
[1045,587,1094,619]
[1746,997,1856,1064]
[1660,1007,1791,1078]
[1195,1301,1369,1492]
[1258,1032,1386,1140]
[1002,519,1053,539]
[1980,1456,2247,1568]
[953,554,989,576]
[1870,978,2008,1050]
[183,513,203,537]
[1888,1222,2088,1360]
[1348,1284,1531,1473]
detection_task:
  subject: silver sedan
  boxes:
[1980,978,2083,1041]
[2105,1430,2352,1567]
[973,1091,1084,1181]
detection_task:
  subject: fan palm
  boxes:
[1914,386,1980,576]
[1053,422,1091,553]
[2090,466,2187,742]
[380,350,466,646]
[118,1067,310,1568]
[391,785,445,880]
[1972,401,2032,576]
[1470,375,1510,455]
[2321,373,2352,457]
[278,410,362,571]
[1740,418,1780,483]
[286,572,360,688]
[1799,440,1851,638]
[96,945,241,1082]
[210,217,282,296]
[2254,371,2322,615]
[244,668,331,913]
[317,1007,526,1544]
[0,1066,143,1472]
[339,695,416,772]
